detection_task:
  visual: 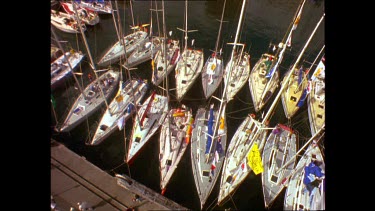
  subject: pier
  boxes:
[51,140,188,210]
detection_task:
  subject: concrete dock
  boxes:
[51,140,188,210]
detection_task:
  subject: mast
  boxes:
[276,125,324,174]
[155,0,161,37]
[295,45,325,93]
[162,0,169,102]
[259,0,307,105]
[130,0,135,32]
[72,2,111,113]
[207,0,247,158]
[51,28,86,99]
[109,1,121,43]
[262,13,325,124]
[214,0,226,55]
[176,0,197,76]
[114,0,141,127]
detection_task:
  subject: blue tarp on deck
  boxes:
[205,108,214,154]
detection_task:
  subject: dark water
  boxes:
[51,0,325,210]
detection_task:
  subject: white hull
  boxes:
[79,1,113,14]
[218,115,267,205]
[125,37,162,68]
[59,70,120,132]
[159,107,193,191]
[51,10,86,33]
[261,124,297,208]
[61,2,100,26]
[51,51,84,90]
[175,49,204,101]
[152,39,180,86]
[307,75,325,136]
[201,55,224,99]
[191,107,227,209]
[98,31,148,67]
[126,93,168,164]
[90,79,148,145]
[284,144,325,210]
[224,53,250,102]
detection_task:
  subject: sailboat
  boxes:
[280,46,325,119]
[249,0,307,113]
[124,1,162,68]
[89,78,148,145]
[51,47,85,91]
[174,0,204,101]
[201,0,227,99]
[51,9,87,33]
[218,112,268,205]
[61,2,100,26]
[158,0,193,195]
[218,12,325,206]
[78,0,113,14]
[191,102,227,209]
[223,0,250,102]
[260,124,297,208]
[97,1,148,67]
[284,134,325,210]
[126,91,168,164]
[159,105,193,194]
[191,0,249,208]
[57,3,120,133]
[260,14,326,209]
[151,33,180,86]
[307,55,325,136]
[125,0,169,162]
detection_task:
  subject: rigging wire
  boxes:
[234,94,252,105]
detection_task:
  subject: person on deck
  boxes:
[303,160,325,210]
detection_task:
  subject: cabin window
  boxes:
[100,125,108,131]
[226,175,233,183]
[73,106,84,115]
[271,175,278,183]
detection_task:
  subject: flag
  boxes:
[247,142,264,175]
[117,116,125,130]
[151,59,155,70]
[265,66,276,78]
[61,3,73,14]
[292,5,303,31]
[297,89,308,108]
[241,161,248,172]
[311,60,325,81]
[306,80,311,94]
[51,94,56,108]
[191,39,195,46]
[214,150,219,163]
[287,34,292,47]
